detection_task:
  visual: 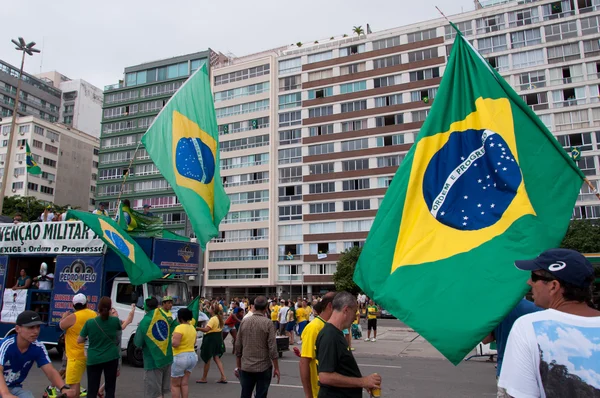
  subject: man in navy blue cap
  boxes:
[498,248,599,398]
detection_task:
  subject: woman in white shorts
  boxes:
[171,308,199,398]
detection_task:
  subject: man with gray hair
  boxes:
[235,296,280,398]
[316,291,381,398]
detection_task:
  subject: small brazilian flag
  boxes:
[26,142,41,175]
[353,30,584,364]
[117,202,162,237]
[66,210,163,285]
[141,64,230,249]
[171,296,201,329]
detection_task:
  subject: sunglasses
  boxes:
[530,272,556,283]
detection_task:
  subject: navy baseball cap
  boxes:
[515,248,594,288]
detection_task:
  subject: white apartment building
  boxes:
[0,116,99,211]
[202,0,600,300]
[36,71,104,138]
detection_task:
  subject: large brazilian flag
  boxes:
[141,64,230,249]
[66,210,163,285]
[354,31,584,364]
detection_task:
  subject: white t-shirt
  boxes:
[498,309,600,398]
[358,294,366,304]
[278,306,289,324]
[243,310,253,319]
[40,212,55,222]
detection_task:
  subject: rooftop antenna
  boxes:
[39,36,45,73]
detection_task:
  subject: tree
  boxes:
[333,246,362,294]
[1,195,78,221]
[560,219,600,253]
[352,26,365,36]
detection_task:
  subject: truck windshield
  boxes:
[147,281,189,306]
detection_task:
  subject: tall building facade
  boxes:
[0,116,99,211]
[0,60,60,122]
[202,0,600,299]
[96,51,216,235]
[36,71,104,138]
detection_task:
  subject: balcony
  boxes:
[221,215,268,225]
[549,75,584,86]
[221,159,269,170]
[278,254,303,261]
[552,98,587,108]
[104,82,125,91]
[526,102,549,111]
[278,274,303,282]
[208,255,268,262]
[212,235,269,243]
[219,123,270,136]
[223,178,269,188]
[220,141,269,153]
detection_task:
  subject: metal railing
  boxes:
[223,178,269,188]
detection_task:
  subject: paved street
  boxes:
[23,318,498,397]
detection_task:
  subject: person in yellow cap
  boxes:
[161,296,174,320]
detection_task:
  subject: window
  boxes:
[219,116,270,135]
[377,154,405,167]
[278,147,302,164]
[308,106,334,118]
[412,110,429,122]
[27,182,38,192]
[215,99,269,119]
[517,70,546,90]
[510,28,542,49]
[376,134,405,147]
[408,47,438,62]
[477,35,508,54]
[278,185,302,202]
[279,166,302,183]
[343,219,373,232]
[407,28,437,43]
[228,190,269,205]
[134,179,170,192]
[278,93,301,110]
[476,14,505,34]
[222,209,269,224]
[307,51,333,64]
[309,162,335,175]
[279,224,303,241]
[342,159,369,171]
[220,153,269,170]
[378,176,393,188]
[278,264,302,280]
[279,75,301,92]
[279,129,301,145]
[373,75,401,88]
[279,111,302,127]
[45,144,58,154]
[214,64,270,85]
[307,87,333,100]
[32,139,43,149]
[557,132,593,151]
[308,242,337,255]
[344,241,365,250]
[487,55,510,72]
[551,87,586,108]
[375,114,404,127]
[341,138,368,152]
[308,143,334,156]
[547,43,581,64]
[581,15,600,35]
[42,171,55,181]
[309,202,335,214]
[342,178,370,191]
[214,82,270,102]
[373,55,401,69]
[341,119,367,132]
[339,81,367,94]
[372,36,401,50]
[512,49,545,69]
[445,21,473,39]
[545,21,578,42]
[43,158,57,167]
[13,167,25,176]
[340,63,366,75]
[309,222,336,234]
[222,172,269,187]
[310,264,337,275]
[46,130,59,142]
[18,125,30,134]
[508,7,539,27]
[584,39,600,57]
[554,109,590,131]
[343,200,370,211]
[542,1,575,20]
[16,139,26,147]
[309,182,335,194]
[577,156,596,176]
[279,205,302,221]
[11,182,23,190]
[410,68,440,82]
[340,44,365,56]
[411,88,437,102]
[341,100,367,113]
[309,124,334,136]
[308,69,333,81]
[278,58,301,75]
[208,249,269,262]
[33,125,44,136]
[374,94,403,107]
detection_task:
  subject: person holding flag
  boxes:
[134,297,173,398]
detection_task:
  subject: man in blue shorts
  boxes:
[0,311,75,398]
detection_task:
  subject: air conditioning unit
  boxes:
[19,131,24,136]
[51,139,55,143]
[11,189,16,193]
[48,180,53,184]
[14,173,18,178]
[0,161,4,165]
[18,161,22,164]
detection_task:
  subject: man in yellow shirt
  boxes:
[299,292,337,398]
[270,301,280,332]
[59,293,97,398]
[296,300,310,343]
[366,299,380,342]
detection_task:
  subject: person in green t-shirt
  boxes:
[78,296,122,398]
[135,297,174,398]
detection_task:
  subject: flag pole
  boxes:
[435,6,451,22]
[114,140,143,214]
[583,178,600,200]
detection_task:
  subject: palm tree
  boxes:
[353,26,365,36]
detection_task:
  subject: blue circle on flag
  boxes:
[152,319,169,341]
[175,137,215,184]
[104,230,130,256]
[422,129,522,231]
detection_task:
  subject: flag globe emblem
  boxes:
[175,137,215,184]
[152,319,169,342]
[423,129,522,231]
[98,219,135,262]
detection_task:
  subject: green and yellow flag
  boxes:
[354,32,584,364]
[26,142,41,175]
[65,210,163,285]
[117,202,163,237]
[143,308,173,367]
[141,64,230,249]
[171,296,201,328]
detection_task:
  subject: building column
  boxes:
[276,285,283,299]
[225,286,231,302]
[306,285,313,300]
